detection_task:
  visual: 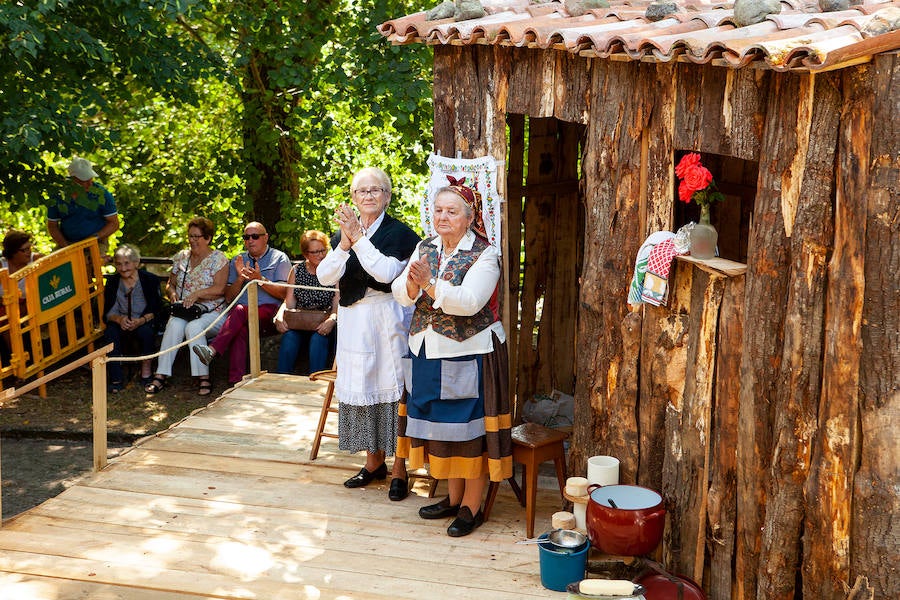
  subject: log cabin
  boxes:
[379,1,899,598]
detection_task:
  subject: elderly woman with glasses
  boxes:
[146,217,228,396]
[274,230,339,375]
[103,244,163,393]
[391,176,512,537]
[317,167,421,501]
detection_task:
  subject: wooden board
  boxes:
[0,373,563,599]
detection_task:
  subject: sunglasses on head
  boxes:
[242,233,266,240]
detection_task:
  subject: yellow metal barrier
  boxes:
[0,238,106,396]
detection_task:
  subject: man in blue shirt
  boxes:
[193,221,292,384]
[47,157,120,254]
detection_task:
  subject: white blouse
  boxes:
[392,231,505,359]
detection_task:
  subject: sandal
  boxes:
[145,375,167,394]
[108,381,123,394]
[197,378,213,397]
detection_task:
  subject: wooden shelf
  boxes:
[676,255,748,277]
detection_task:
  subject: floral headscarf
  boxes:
[444,175,488,241]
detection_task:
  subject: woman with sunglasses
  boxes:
[273,230,339,375]
[317,167,421,501]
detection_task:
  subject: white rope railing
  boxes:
[109,279,337,364]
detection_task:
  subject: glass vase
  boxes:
[690,205,717,260]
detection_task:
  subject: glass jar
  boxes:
[690,205,717,259]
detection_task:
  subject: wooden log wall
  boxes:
[431,45,898,600]
[852,53,899,600]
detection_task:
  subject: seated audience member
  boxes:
[103,244,162,392]
[193,222,291,385]
[0,230,43,365]
[146,217,228,396]
[1,229,43,304]
[274,230,338,375]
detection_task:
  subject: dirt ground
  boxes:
[1,338,284,519]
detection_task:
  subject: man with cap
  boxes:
[47,157,120,254]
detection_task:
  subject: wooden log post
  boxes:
[506,113,525,418]
[662,266,725,580]
[572,60,646,479]
[802,63,872,600]
[92,354,109,472]
[636,60,678,495]
[851,53,899,600]
[707,275,745,600]
[734,72,794,600]
[248,282,261,378]
[757,71,840,599]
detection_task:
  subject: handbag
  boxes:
[283,308,329,331]
[170,301,208,321]
[166,256,211,321]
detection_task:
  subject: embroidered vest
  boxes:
[409,235,499,341]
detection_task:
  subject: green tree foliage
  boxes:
[1,0,433,259]
[0,0,221,207]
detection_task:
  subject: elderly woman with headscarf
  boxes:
[317,167,421,500]
[391,176,512,537]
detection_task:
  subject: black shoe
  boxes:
[418,496,460,520]
[388,477,409,501]
[343,463,388,488]
[447,506,484,537]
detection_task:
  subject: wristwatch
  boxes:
[422,277,436,292]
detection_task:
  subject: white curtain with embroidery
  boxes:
[421,154,503,253]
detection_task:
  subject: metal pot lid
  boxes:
[589,484,662,510]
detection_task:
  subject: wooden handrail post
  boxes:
[92,355,108,471]
[248,282,261,378]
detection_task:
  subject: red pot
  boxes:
[585,484,666,556]
[636,571,706,600]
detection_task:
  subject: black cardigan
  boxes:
[330,214,420,307]
[102,269,164,324]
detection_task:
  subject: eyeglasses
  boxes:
[242,233,266,241]
[353,187,384,197]
[306,249,327,255]
[188,234,205,240]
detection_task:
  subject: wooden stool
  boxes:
[483,422,568,537]
[308,368,338,461]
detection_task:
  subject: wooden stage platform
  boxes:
[0,374,565,599]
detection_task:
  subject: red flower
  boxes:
[683,165,713,195]
[675,153,702,179]
[678,180,693,203]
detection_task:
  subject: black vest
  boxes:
[330,214,420,307]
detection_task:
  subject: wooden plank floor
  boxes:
[0,373,566,599]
